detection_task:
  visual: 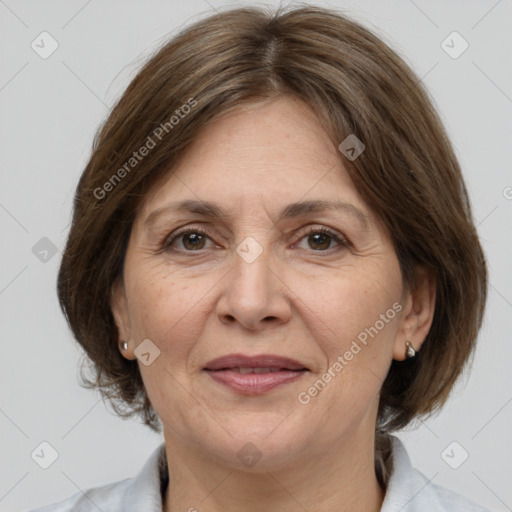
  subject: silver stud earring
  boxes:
[405,341,416,358]
[120,341,128,351]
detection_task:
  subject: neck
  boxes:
[162,431,385,512]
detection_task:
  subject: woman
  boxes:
[31,4,489,511]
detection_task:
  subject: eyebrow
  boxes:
[144,199,370,230]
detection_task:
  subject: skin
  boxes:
[111,95,436,512]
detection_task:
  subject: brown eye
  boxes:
[163,228,215,252]
[181,232,207,250]
[307,232,333,250]
[294,227,347,253]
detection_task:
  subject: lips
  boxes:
[203,354,308,395]
[204,354,308,372]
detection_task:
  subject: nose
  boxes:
[216,247,292,331]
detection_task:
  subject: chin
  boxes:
[200,423,313,472]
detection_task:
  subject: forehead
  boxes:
[138,96,367,220]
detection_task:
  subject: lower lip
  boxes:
[205,369,306,395]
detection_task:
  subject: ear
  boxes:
[110,278,136,360]
[393,266,436,361]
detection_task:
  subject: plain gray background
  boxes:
[1,0,511,510]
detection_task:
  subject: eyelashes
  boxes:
[159,225,350,255]
[291,226,348,252]
[163,227,216,252]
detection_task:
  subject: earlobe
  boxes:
[118,340,135,360]
[405,341,416,358]
[393,266,436,361]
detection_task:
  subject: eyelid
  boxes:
[292,225,350,250]
[160,226,216,252]
[159,223,350,253]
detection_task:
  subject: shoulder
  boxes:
[27,479,131,512]
[427,480,492,511]
[381,436,491,512]
[405,465,492,511]
[26,442,168,512]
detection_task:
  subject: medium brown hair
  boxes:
[58,4,487,434]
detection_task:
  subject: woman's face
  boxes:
[112,95,420,470]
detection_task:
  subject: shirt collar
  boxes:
[121,435,458,512]
[122,442,167,511]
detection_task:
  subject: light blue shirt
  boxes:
[28,436,490,511]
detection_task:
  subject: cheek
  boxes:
[294,274,400,426]
[333,288,397,358]
[297,266,400,358]
[293,260,402,420]
[125,273,213,421]
[126,271,215,365]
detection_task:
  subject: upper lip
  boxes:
[204,354,308,371]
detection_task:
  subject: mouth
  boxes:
[204,354,308,371]
[203,354,309,395]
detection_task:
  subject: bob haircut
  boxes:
[58,5,487,436]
